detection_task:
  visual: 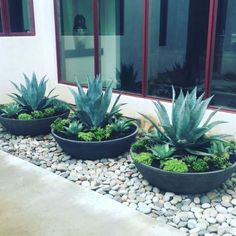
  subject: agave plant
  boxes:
[70,75,125,128]
[207,141,230,157]
[9,73,56,112]
[0,103,22,118]
[111,118,133,133]
[142,87,228,155]
[148,143,176,160]
[63,121,84,136]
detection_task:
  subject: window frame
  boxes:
[54,0,236,113]
[0,0,35,37]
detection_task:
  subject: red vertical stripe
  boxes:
[93,0,99,76]
[142,0,149,97]
[204,0,218,98]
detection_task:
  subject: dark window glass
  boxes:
[148,0,210,98]
[0,10,3,32]
[57,0,95,83]
[98,0,143,93]
[8,0,32,33]
[211,0,236,109]
[99,0,124,35]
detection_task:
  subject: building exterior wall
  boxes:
[0,0,236,137]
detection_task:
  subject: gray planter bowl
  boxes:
[52,124,138,160]
[0,111,70,136]
[131,148,236,194]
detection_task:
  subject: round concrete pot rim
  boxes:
[0,110,70,122]
[52,123,139,144]
[130,147,236,175]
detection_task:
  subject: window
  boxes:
[210,0,236,109]
[98,0,143,93]
[0,0,35,36]
[0,1,4,34]
[148,0,210,98]
[55,0,236,111]
[56,0,95,84]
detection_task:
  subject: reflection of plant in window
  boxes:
[148,61,204,97]
[116,64,141,93]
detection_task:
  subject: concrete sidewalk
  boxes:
[0,150,185,236]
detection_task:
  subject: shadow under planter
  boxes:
[0,111,70,136]
[52,124,138,160]
[131,149,236,194]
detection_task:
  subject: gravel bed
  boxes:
[1,125,236,236]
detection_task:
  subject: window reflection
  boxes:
[0,10,2,32]
[58,0,95,84]
[148,0,209,98]
[99,0,142,93]
[211,0,236,109]
[8,0,31,32]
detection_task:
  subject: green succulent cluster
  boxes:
[184,155,209,172]
[132,138,149,153]
[51,118,70,133]
[133,152,154,166]
[31,110,44,119]
[18,113,33,120]
[77,125,113,141]
[163,159,188,173]
[51,117,115,142]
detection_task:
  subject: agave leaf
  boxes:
[110,92,123,113]
[175,97,191,139]
[190,96,213,130]
[10,81,22,94]
[207,134,232,143]
[140,113,169,141]
[202,107,221,127]
[205,121,227,131]
[172,89,185,133]
[153,101,171,128]
[47,88,56,98]
[76,110,93,128]
[23,73,31,89]
[187,87,197,110]
[185,148,213,156]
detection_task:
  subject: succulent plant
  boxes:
[133,152,154,166]
[111,118,132,133]
[163,159,188,173]
[31,110,44,119]
[78,132,94,142]
[63,121,84,136]
[51,98,69,113]
[142,87,228,156]
[0,103,22,118]
[43,108,56,117]
[149,143,176,160]
[192,159,209,172]
[51,118,70,133]
[18,113,33,120]
[70,75,124,129]
[9,73,56,112]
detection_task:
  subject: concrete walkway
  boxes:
[0,151,185,236]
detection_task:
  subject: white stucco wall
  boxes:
[0,0,236,137]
